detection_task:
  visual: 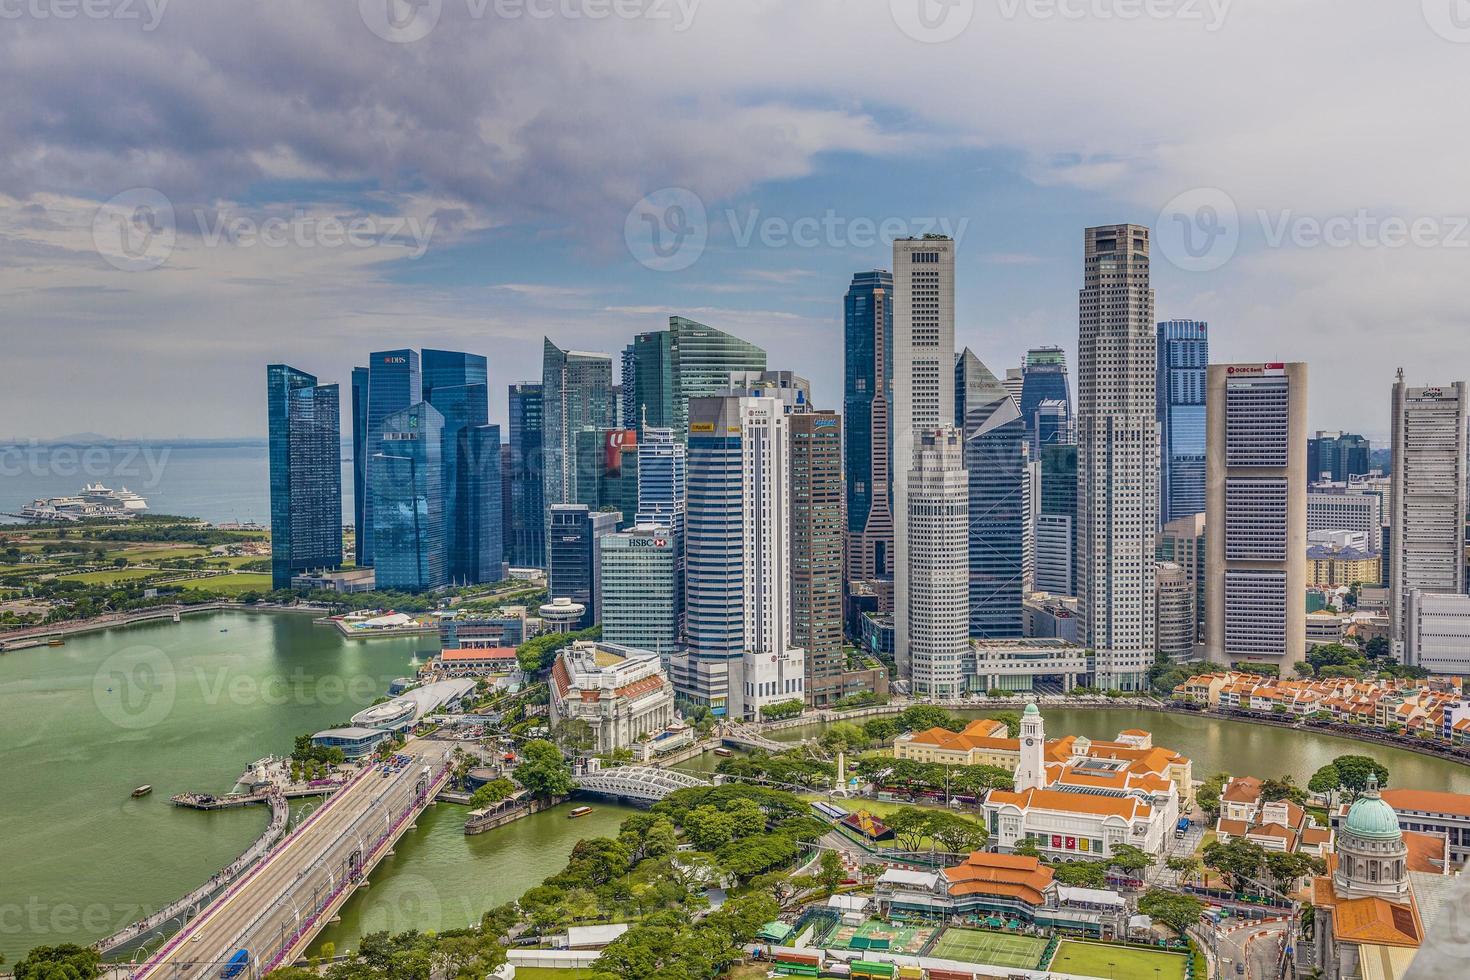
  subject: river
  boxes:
[3,612,1469,963]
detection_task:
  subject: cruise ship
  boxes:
[19,484,149,522]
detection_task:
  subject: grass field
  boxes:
[1048,940,1189,980]
[930,928,1048,969]
[510,969,595,980]
[178,572,273,595]
[57,568,160,584]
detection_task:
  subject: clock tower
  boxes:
[1013,700,1046,792]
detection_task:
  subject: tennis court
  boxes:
[824,918,939,955]
[1047,940,1189,980]
[929,927,1049,969]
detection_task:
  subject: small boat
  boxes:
[47,638,64,647]
[568,805,594,818]
[713,747,733,758]
[131,785,153,798]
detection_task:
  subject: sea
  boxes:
[0,440,352,527]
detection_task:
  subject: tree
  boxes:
[1331,755,1390,799]
[469,778,517,809]
[514,739,575,798]
[927,812,988,854]
[1261,775,1307,806]
[1166,855,1203,886]
[862,717,899,746]
[819,721,865,754]
[1203,837,1268,893]
[684,805,737,851]
[12,945,102,980]
[1196,771,1231,821]
[1107,843,1154,876]
[552,717,596,756]
[1014,837,1041,858]
[885,807,933,851]
[1050,860,1107,888]
[1137,889,1206,936]
[898,704,962,733]
[1307,763,1342,798]
[1265,851,1325,891]
[991,712,1022,737]
[817,849,845,894]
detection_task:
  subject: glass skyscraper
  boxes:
[1308,431,1371,483]
[1156,319,1209,525]
[547,504,619,629]
[267,364,343,589]
[356,349,421,567]
[962,390,1029,639]
[542,338,614,554]
[844,270,895,582]
[600,527,679,668]
[1019,346,1072,452]
[423,350,501,584]
[630,317,766,440]
[371,401,445,591]
[1038,443,1078,596]
[350,366,368,549]
[507,382,545,568]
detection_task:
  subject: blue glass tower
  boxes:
[358,349,421,567]
[961,378,1028,640]
[350,366,368,548]
[267,365,343,589]
[844,269,895,582]
[423,349,501,584]
[1156,319,1209,524]
[1019,346,1072,454]
[508,382,545,568]
[371,402,445,591]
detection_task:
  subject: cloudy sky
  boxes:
[4,0,1468,443]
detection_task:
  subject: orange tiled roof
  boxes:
[942,852,1054,906]
[988,788,1151,820]
[1381,788,1470,818]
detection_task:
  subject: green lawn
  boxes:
[511,969,595,980]
[1047,940,1188,980]
[178,572,273,595]
[931,927,1048,969]
[57,567,160,584]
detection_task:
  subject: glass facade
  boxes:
[423,350,500,585]
[350,365,368,547]
[508,382,545,568]
[542,339,614,552]
[1156,319,1208,524]
[371,402,445,591]
[631,317,766,440]
[267,364,343,589]
[547,504,619,629]
[844,270,894,546]
[600,527,679,668]
[1019,346,1072,453]
[790,411,846,706]
[1039,443,1079,595]
[963,396,1029,639]
[358,348,421,567]
[1308,431,1372,483]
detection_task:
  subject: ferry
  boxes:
[47,638,64,647]
[131,785,153,798]
[568,805,594,818]
[713,747,733,758]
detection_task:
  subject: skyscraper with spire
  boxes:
[1076,224,1158,690]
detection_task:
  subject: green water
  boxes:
[309,800,640,956]
[0,611,422,963]
[769,707,1470,792]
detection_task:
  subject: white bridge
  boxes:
[574,766,711,802]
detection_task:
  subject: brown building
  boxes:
[790,410,846,706]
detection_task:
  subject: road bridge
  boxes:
[128,739,453,979]
[574,766,710,803]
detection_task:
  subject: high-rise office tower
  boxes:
[631,317,766,440]
[350,366,368,549]
[892,236,956,682]
[1205,362,1308,672]
[1019,346,1072,452]
[1003,368,1024,406]
[1155,562,1195,661]
[600,525,679,668]
[679,395,804,719]
[542,338,614,553]
[961,392,1029,639]
[1389,372,1468,645]
[547,504,621,630]
[636,426,686,536]
[906,426,969,698]
[954,348,1009,428]
[1077,224,1157,690]
[356,349,421,567]
[1157,319,1209,524]
[507,383,545,568]
[790,410,845,707]
[371,401,445,591]
[1308,431,1373,483]
[620,343,638,430]
[1037,443,1078,596]
[590,429,639,529]
[844,269,895,584]
[423,349,500,585]
[1157,512,1206,640]
[267,365,342,589]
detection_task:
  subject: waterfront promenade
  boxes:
[0,602,324,651]
[129,739,453,979]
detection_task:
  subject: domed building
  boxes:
[1296,775,1454,980]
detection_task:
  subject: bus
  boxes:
[221,949,250,978]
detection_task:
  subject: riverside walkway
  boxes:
[128,739,454,979]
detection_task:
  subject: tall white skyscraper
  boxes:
[1390,371,1468,647]
[1076,224,1158,690]
[906,425,969,698]
[892,236,956,683]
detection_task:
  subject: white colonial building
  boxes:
[549,641,677,754]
